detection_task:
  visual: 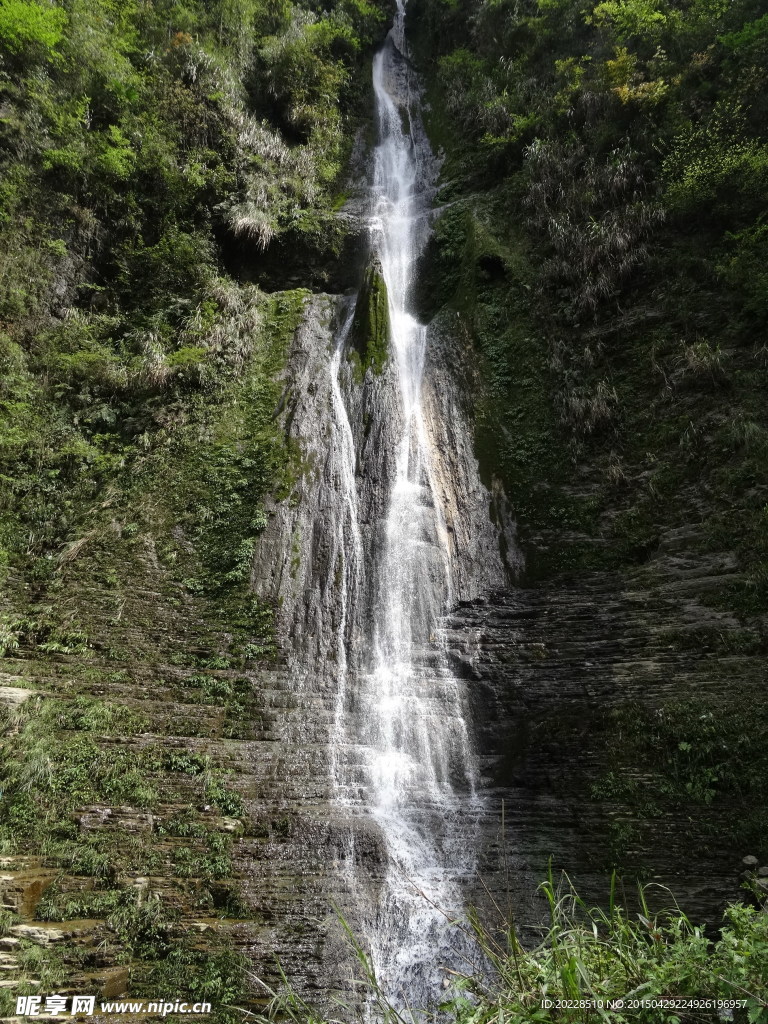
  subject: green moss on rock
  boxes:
[349,258,389,380]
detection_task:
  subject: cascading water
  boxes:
[329,0,485,1008]
[250,0,514,1003]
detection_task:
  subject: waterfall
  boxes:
[250,0,514,1006]
[330,0,485,1008]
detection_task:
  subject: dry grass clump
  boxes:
[184,282,264,371]
[224,201,277,250]
[558,378,619,433]
[672,338,726,384]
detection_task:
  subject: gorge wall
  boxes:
[1,0,767,1016]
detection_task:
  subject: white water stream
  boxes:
[330,1,483,1008]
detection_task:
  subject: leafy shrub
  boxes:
[590,0,677,45]
[140,944,248,1004]
[204,774,244,817]
[664,104,768,222]
[0,0,67,63]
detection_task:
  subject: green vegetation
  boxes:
[410,0,768,584]
[590,696,768,866]
[0,0,390,590]
[253,876,768,1023]
[0,694,243,866]
[408,0,768,891]
[0,0,392,1006]
[0,691,253,1013]
[6,889,248,1016]
[350,257,390,378]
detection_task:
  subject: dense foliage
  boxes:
[408,0,768,874]
[411,0,768,585]
[0,0,388,588]
[414,0,768,323]
[0,0,388,1011]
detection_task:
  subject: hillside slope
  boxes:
[0,0,388,1013]
[408,0,768,902]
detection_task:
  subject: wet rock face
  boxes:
[250,292,406,686]
[250,290,520,997]
[251,294,353,681]
[443,565,757,933]
[252,294,515,680]
[423,309,521,600]
[248,255,759,1001]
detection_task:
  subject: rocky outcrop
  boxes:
[444,539,763,934]
[252,292,517,666]
[423,309,521,599]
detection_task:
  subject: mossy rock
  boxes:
[349,257,389,379]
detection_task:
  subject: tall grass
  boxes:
[242,872,768,1024]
